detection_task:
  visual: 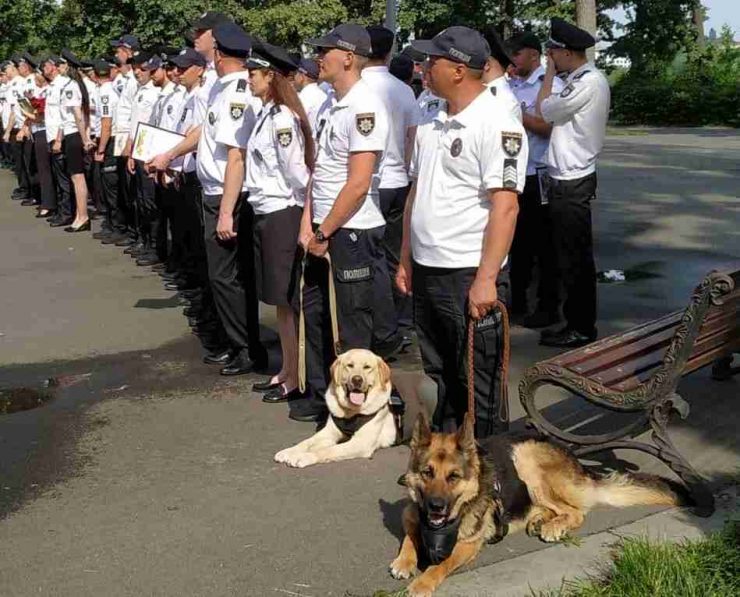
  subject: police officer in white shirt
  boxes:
[93,57,127,242]
[291,24,389,423]
[191,12,231,121]
[195,21,268,376]
[15,53,39,206]
[363,25,420,355]
[3,59,33,202]
[481,28,522,121]
[110,34,142,246]
[127,52,163,264]
[245,41,313,404]
[0,68,10,167]
[292,58,329,135]
[508,31,564,329]
[398,27,527,438]
[537,18,610,348]
[26,57,57,217]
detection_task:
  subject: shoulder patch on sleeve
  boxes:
[489,86,497,96]
[229,103,245,120]
[356,112,375,136]
[501,131,523,157]
[560,83,575,98]
[236,79,247,93]
[277,128,293,147]
[503,158,518,189]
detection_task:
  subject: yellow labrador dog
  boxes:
[274,349,397,468]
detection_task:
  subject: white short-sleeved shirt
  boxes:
[172,86,199,173]
[60,79,84,136]
[129,80,159,143]
[113,70,138,135]
[298,82,330,135]
[84,77,101,137]
[246,102,310,215]
[193,63,218,126]
[151,81,184,129]
[98,80,119,125]
[44,75,69,142]
[540,62,610,180]
[486,76,522,122]
[310,78,388,230]
[0,83,9,127]
[7,76,26,128]
[361,65,419,189]
[409,87,528,269]
[510,66,564,175]
[30,84,49,134]
[196,71,259,196]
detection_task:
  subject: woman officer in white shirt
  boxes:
[245,41,314,404]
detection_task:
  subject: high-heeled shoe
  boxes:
[64,219,91,233]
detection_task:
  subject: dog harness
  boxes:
[330,412,376,437]
[420,514,462,565]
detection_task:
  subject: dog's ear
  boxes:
[329,354,342,387]
[411,413,431,449]
[377,355,391,390]
[456,413,476,454]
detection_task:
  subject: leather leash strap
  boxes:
[467,300,510,427]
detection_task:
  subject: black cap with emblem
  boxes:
[482,26,514,67]
[92,58,112,76]
[130,51,153,67]
[191,11,232,32]
[411,26,490,70]
[306,23,372,57]
[169,48,207,69]
[213,21,252,59]
[297,58,319,80]
[545,18,596,51]
[508,31,542,54]
[60,48,83,68]
[110,34,141,51]
[246,40,298,76]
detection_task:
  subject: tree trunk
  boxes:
[575,0,597,61]
[693,5,705,49]
[502,0,515,38]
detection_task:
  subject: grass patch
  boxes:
[538,520,739,597]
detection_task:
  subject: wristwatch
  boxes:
[315,229,329,242]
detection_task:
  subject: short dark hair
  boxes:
[367,25,394,60]
[389,54,414,84]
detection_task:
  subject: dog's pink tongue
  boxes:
[349,392,365,406]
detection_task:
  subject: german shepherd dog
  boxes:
[390,414,686,596]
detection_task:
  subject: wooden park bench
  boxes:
[519,268,739,517]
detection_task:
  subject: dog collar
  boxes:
[330,412,376,438]
[420,514,462,565]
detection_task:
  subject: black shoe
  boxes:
[64,220,91,233]
[539,328,597,348]
[101,232,129,245]
[183,306,204,318]
[93,230,112,240]
[50,217,74,228]
[36,209,55,219]
[220,350,256,376]
[203,349,233,365]
[540,325,569,339]
[288,398,329,423]
[164,281,182,292]
[253,379,281,393]
[115,236,137,247]
[262,387,304,404]
[124,242,145,255]
[136,253,162,267]
[522,311,561,329]
[21,199,40,206]
[179,288,203,300]
[151,263,167,273]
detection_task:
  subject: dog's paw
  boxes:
[407,574,436,597]
[389,555,416,580]
[526,517,544,537]
[274,447,297,464]
[285,451,318,468]
[538,521,568,543]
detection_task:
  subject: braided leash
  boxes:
[467,300,511,428]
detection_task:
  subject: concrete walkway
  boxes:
[0,128,738,596]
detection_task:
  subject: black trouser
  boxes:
[413,264,510,439]
[203,192,262,356]
[117,154,136,238]
[159,184,183,269]
[32,131,56,211]
[183,172,209,288]
[98,139,124,232]
[548,172,598,335]
[300,225,384,401]
[372,185,413,348]
[11,132,32,199]
[50,141,73,219]
[510,174,558,315]
[135,162,158,251]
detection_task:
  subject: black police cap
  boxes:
[110,34,141,51]
[482,26,513,67]
[170,48,207,69]
[400,45,426,63]
[213,21,252,58]
[367,25,394,59]
[130,51,153,67]
[92,58,112,76]
[246,40,298,76]
[191,11,232,31]
[297,58,319,80]
[306,23,372,57]
[60,48,83,68]
[508,31,542,54]
[411,26,490,70]
[546,17,595,51]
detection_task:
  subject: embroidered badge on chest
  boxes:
[428,100,440,112]
[277,128,293,147]
[502,132,522,157]
[65,90,73,99]
[208,111,216,125]
[138,95,143,103]
[356,112,375,136]
[450,138,463,157]
[167,105,173,115]
[229,103,245,120]
[561,83,575,98]
[101,96,109,105]
[181,108,188,123]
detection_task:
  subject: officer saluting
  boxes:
[536,18,610,348]
[398,27,527,438]
[292,24,389,423]
[196,21,267,376]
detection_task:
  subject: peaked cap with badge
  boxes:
[246,40,298,76]
[411,26,490,70]
[191,11,232,32]
[508,31,542,54]
[545,17,596,51]
[169,47,207,69]
[213,21,252,58]
[306,23,373,57]
[60,48,83,68]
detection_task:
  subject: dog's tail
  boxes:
[591,472,689,509]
